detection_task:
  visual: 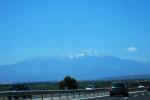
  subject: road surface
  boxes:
[0,91,149,100]
[77,91,150,100]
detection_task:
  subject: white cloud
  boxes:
[126,47,138,52]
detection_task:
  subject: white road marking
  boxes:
[123,97,128,100]
[129,91,145,94]
[73,91,146,100]
[72,95,109,100]
[134,95,138,97]
[142,94,144,96]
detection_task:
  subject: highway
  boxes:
[77,91,150,100]
[0,90,149,100]
[32,91,150,100]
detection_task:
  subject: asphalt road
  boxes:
[0,91,149,100]
[79,91,150,100]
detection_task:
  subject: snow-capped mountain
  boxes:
[61,51,104,59]
[0,53,150,82]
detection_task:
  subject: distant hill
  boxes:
[0,53,150,82]
[102,74,150,80]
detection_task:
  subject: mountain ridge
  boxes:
[0,54,150,82]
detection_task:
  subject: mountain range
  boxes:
[0,53,150,82]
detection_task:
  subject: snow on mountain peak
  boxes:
[62,50,105,59]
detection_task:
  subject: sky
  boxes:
[0,0,150,65]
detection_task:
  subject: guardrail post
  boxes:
[41,94,44,100]
[94,91,96,96]
[84,91,86,96]
[73,92,75,98]
[59,92,61,99]
[66,92,68,98]
[105,89,107,94]
[79,92,80,97]
[3,96,5,100]
[30,96,32,100]
[51,93,53,100]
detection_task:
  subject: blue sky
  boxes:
[0,0,150,65]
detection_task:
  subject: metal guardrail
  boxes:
[0,88,109,100]
[0,88,147,100]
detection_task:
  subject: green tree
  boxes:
[59,76,78,90]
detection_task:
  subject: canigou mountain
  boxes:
[0,53,150,82]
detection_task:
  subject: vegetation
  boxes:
[59,76,78,90]
[0,79,150,91]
